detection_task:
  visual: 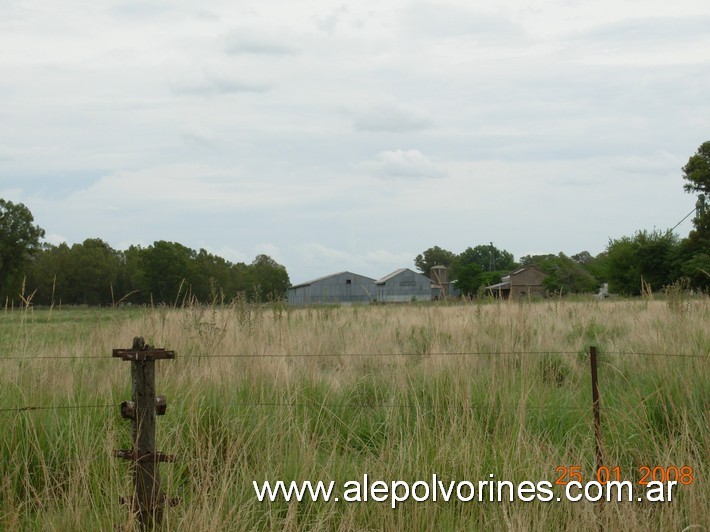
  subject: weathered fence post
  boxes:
[114,337,176,528]
[589,346,603,474]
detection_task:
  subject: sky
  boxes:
[1,0,709,284]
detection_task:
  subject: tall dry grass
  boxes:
[1,297,708,530]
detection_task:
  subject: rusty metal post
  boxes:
[114,337,176,529]
[589,346,603,473]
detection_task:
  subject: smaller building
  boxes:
[375,268,434,302]
[485,266,548,299]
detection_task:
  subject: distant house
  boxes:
[485,266,548,299]
[375,268,434,302]
[287,271,376,305]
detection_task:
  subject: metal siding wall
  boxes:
[290,273,376,305]
[381,270,432,302]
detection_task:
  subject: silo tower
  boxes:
[430,265,449,297]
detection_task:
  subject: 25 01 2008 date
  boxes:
[555,465,694,485]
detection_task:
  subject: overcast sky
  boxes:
[1,0,709,283]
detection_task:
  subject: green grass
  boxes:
[1,299,708,530]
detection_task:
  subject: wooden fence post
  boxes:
[114,337,176,529]
[589,346,603,474]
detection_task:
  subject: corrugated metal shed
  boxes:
[287,271,377,306]
[375,268,433,302]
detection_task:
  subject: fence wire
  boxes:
[0,348,705,414]
[0,350,707,361]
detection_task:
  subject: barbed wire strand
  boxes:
[0,350,706,362]
[3,398,686,415]
[0,403,119,414]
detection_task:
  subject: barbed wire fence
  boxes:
[0,344,707,527]
[0,348,706,416]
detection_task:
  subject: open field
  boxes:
[1,297,708,530]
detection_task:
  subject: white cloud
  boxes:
[364,150,446,179]
[1,0,707,283]
[611,151,682,176]
[0,145,14,161]
[400,2,524,41]
[181,125,217,147]
[172,72,271,96]
[352,105,434,133]
[222,30,298,55]
[312,5,350,34]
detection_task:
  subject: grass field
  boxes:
[1,297,708,530]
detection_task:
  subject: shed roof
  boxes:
[289,271,375,290]
[375,268,409,285]
[375,268,434,285]
[510,266,546,277]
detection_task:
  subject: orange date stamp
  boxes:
[555,465,694,486]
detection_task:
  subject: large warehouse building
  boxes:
[286,271,377,305]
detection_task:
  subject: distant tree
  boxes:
[0,199,45,300]
[230,261,254,295]
[571,251,594,265]
[414,246,456,277]
[680,252,710,289]
[605,230,680,295]
[677,141,710,290]
[65,239,121,305]
[25,243,69,305]
[452,244,516,296]
[584,251,609,285]
[681,140,710,195]
[456,244,515,273]
[194,249,235,301]
[117,245,149,304]
[141,241,199,304]
[520,253,598,294]
[249,254,290,301]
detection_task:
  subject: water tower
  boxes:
[430,265,449,298]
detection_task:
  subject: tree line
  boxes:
[0,210,290,307]
[2,142,708,304]
[414,142,710,296]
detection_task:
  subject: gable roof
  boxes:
[289,271,375,290]
[375,268,409,284]
[510,265,547,277]
[375,268,432,285]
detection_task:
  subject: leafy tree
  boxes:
[65,239,121,305]
[25,243,70,305]
[605,230,680,294]
[194,249,235,301]
[141,241,199,304]
[414,246,456,277]
[520,253,598,294]
[681,140,710,195]
[0,199,45,300]
[456,245,515,273]
[571,251,594,265]
[680,252,710,289]
[250,254,290,301]
[117,245,149,304]
[452,244,516,296]
[678,141,710,290]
